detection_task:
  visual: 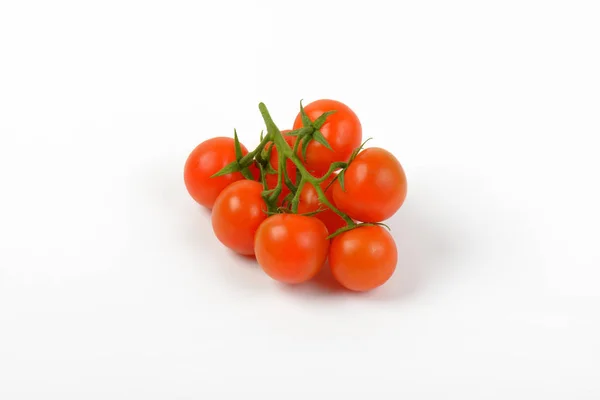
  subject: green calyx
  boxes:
[326,137,372,193]
[210,129,272,179]
[291,100,337,161]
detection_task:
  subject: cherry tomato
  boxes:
[296,176,348,235]
[211,180,267,256]
[263,133,297,204]
[254,214,329,284]
[329,225,397,292]
[184,137,248,209]
[292,99,362,176]
[332,147,407,222]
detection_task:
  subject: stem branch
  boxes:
[239,133,272,166]
[290,176,305,213]
[259,103,355,226]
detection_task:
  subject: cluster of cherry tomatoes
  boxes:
[184,99,407,292]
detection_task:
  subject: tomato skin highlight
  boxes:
[293,99,362,176]
[329,225,397,292]
[332,147,407,222]
[184,137,248,209]
[296,176,348,235]
[211,180,267,256]
[254,214,329,284]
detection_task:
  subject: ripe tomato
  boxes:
[329,225,397,292]
[332,147,407,222]
[292,99,362,176]
[184,137,248,209]
[296,176,348,235]
[263,133,297,203]
[254,214,329,284]
[211,180,267,256]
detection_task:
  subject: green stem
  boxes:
[257,162,268,191]
[290,135,303,188]
[292,135,301,154]
[239,132,272,167]
[290,176,305,213]
[327,222,390,239]
[315,161,347,183]
[311,181,354,226]
[268,150,285,203]
[284,167,296,193]
[259,103,355,226]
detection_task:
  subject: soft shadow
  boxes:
[310,262,347,294]
[128,159,270,289]
[273,262,349,300]
[134,159,464,301]
[361,183,465,302]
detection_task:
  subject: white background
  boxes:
[1,0,599,398]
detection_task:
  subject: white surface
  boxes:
[1,0,599,398]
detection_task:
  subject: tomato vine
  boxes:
[185,98,407,291]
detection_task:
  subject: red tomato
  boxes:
[211,180,267,256]
[329,225,397,292]
[296,176,348,235]
[332,147,407,222]
[263,134,297,203]
[184,137,248,209]
[254,214,329,284]
[293,99,362,176]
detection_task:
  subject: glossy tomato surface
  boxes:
[184,137,248,209]
[211,180,267,256]
[293,99,362,175]
[254,214,329,284]
[332,147,407,222]
[329,225,397,292]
